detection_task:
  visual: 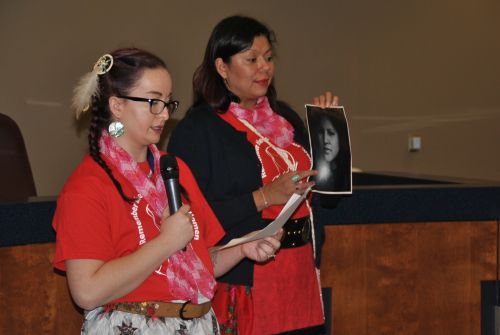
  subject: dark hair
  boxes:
[192,15,277,111]
[308,110,351,188]
[309,111,350,156]
[88,48,167,202]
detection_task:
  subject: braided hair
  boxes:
[86,48,167,202]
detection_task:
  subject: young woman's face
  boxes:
[318,118,339,162]
[217,35,275,109]
[114,68,173,150]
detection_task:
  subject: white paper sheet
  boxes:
[216,189,310,250]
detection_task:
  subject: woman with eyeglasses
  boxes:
[168,16,339,334]
[52,48,282,334]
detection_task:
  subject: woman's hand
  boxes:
[241,229,283,262]
[65,204,195,310]
[210,230,284,277]
[159,204,194,252]
[312,91,339,108]
[262,170,316,206]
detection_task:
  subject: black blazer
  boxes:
[167,102,320,286]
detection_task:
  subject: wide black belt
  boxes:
[263,217,311,249]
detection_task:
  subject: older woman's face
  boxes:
[218,35,275,109]
[318,118,339,162]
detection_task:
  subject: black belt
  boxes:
[263,217,311,249]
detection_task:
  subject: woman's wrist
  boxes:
[259,187,269,208]
[253,187,270,211]
[238,244,246,260]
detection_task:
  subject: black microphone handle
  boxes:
[165,178,182,215]
[165,178,186,251]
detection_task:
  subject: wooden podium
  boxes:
[0,243,83,334]
[1,173,500,334]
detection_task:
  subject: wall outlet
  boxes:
[408,135,422,152]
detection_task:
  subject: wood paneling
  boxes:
[1,221,497,334]
[0,243,82,334]
[320,221,498,335]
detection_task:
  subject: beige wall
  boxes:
[1,0,499,196]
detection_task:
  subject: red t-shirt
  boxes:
[53,154,224,303]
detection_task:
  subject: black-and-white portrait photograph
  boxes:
[306,105,352,194]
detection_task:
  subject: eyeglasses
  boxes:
[117,95,179,115]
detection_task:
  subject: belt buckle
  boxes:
[179,300,193,320]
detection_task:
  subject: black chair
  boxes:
[0,113,37,201]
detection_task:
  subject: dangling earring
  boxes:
[223,77,240,103]
[108,121,124,138]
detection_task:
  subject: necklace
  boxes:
[238,118,298,171]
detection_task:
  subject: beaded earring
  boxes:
[108,121,124,138]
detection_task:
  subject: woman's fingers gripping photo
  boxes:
[312,91,340,108]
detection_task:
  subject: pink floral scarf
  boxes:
[99,131,215,303]
[228,96,294,148]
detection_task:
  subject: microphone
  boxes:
[160,154,186,251]
[160,154,182,214]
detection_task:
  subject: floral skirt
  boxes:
[81,306,220,335]
[212,284,254,335]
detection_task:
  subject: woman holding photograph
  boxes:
[168,15,338,334]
